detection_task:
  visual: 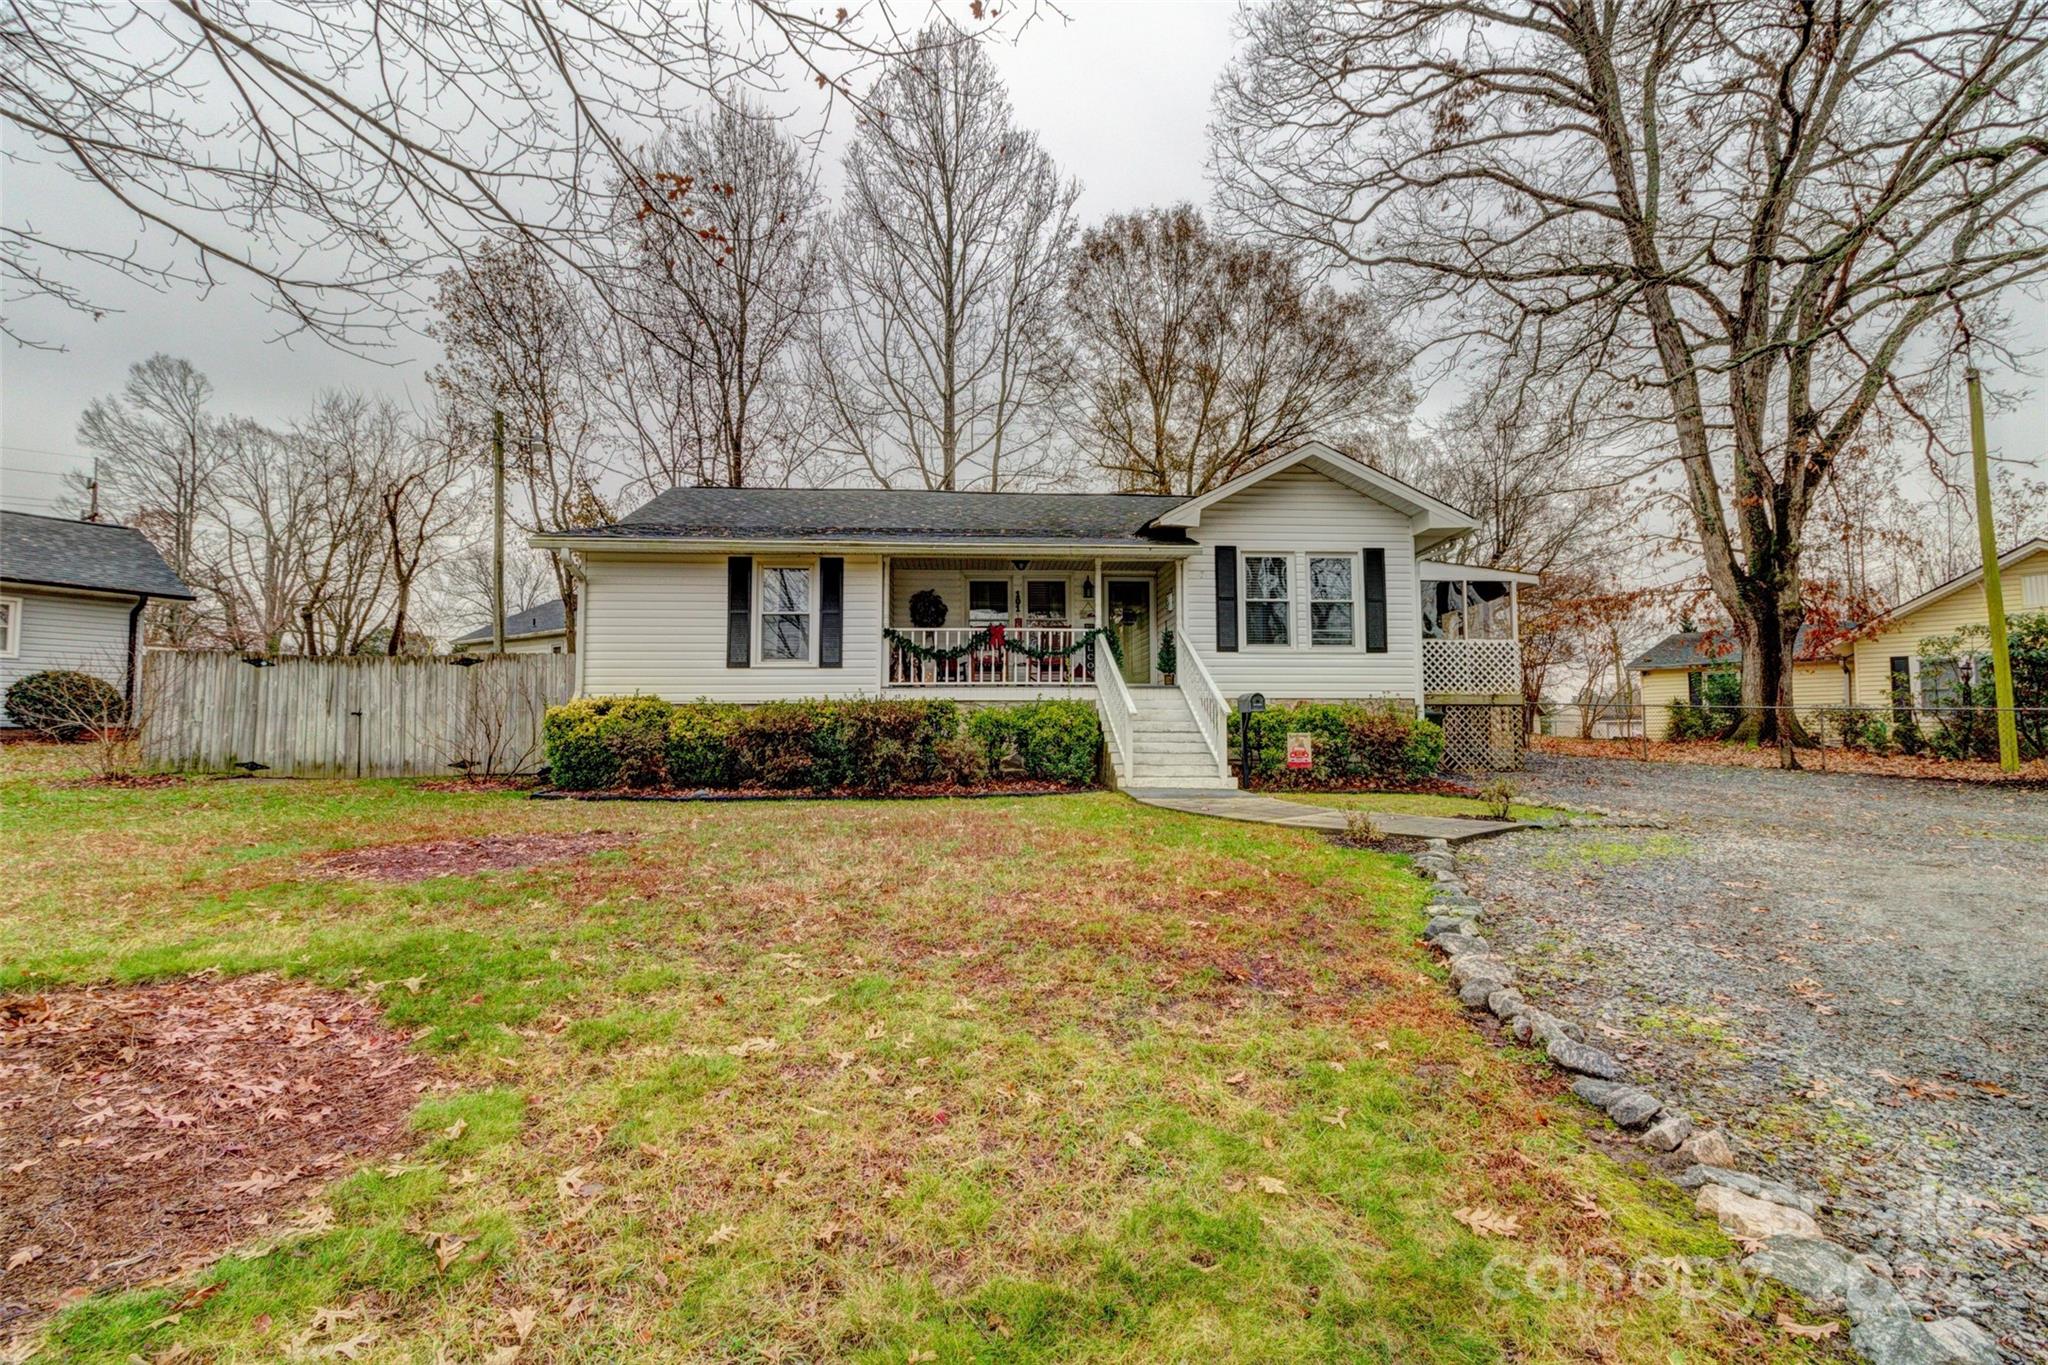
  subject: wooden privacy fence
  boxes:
[141,651,576,777]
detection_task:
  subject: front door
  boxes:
[1107,579,1151,686]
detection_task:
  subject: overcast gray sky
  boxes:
[2,3,2041,523]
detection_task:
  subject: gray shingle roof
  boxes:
[575,486,1194,544]
[454,598,566,645]
[0,510,195,599]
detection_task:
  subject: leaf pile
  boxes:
[0,974,436,1323]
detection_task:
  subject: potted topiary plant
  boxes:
[1157,628,1177,685]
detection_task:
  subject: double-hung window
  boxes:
[968,579,1009,622]
[1026,579,1067,622]
[0,596,17,658]
[1309,555,1355,647]
[759,563,813,662]
[1244,555,1290,646]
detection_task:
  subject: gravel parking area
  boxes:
[1457,756,2046,1357]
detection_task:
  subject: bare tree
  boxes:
[429,240,608,651]
[435,542,560,641]
[1214,0,2048,761]
[2,3,1043,348]
[206,416,314,654]
[73,354,218,643]
[1066,205,1409,494]
[816,28,1080,490]
[377,408,474,655]
[285,392,407,656]
[1373,382,1639,716]
[610,101,830,491]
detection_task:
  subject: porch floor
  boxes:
[1123,788,1521,844]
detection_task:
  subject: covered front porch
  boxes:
[881,555,1185,691]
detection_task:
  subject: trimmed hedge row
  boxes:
[542,696,1102,792]
[1227,701,1445,785]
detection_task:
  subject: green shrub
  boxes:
[1914,611,2048,761]
[546,696,984,793]
[1823,708,1892,754]
[1663,699,1729,742]
[1478,777,1517,820]
[664,702,746,789]
[4,669,126,739]
[1011,700,1101,784]
[966,706,1020,771]
[1227,702,1444,786]
[935,734,990,786]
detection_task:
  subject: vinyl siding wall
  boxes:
[0,583,138,722]
[1637,661,1848,739]
[1178,467,1422,702]
[579,552,884,700]
[1848,547,2048,706]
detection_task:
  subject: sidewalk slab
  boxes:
[1123,788,1521,843]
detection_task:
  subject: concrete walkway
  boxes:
[1123,787,1522,843]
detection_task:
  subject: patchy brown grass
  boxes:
[0,975,438,1320]
[311,831,633,882]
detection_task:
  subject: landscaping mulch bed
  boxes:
[312,830,633,881]
[412,775,541,794]
[533,779,1084,802]
[0,975,437,1328]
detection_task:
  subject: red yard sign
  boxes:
[1286,733,1313,770]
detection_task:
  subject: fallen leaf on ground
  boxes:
[1453,1206,1522,1238]
[506,1305,537,1342]
[705,1222,737,1246]
[441,1118,467,1142]
[1122,1130,1147,1150]
[1254,1176,1288,1196]
[1775,1313,1842,1341]
[430,1232,467,1272]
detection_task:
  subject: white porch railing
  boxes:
[1176,635,1232,776]
[1422,638,1522,695]
[885,627,1094,687]
[1094,650,1136,778]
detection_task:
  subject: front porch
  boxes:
[1419,561,1532,699]
[881,556,1181,692]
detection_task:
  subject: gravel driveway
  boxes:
[1456,756,2046,1356]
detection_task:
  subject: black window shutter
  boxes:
[819,557,844,668]
[726,557,752,667]
[1687,671,1703,706]
[1889,655,1911,717]
[1362,548,1388,653]
[1215,546,1238,652]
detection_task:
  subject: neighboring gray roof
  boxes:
[454,598,566,645]
[1631,626,1830,671]
[0,510,196,599]
[563,486,1195,545]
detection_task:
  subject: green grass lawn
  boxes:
[1272,790,1574,822]
[0,746,1831,1363]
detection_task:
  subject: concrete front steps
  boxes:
[1121,685,1235,789]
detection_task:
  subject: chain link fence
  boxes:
[1538,700,2048,772]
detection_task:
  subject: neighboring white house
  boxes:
[532,442,1534,786]
[0,510,196,725]
[453,599,569,655]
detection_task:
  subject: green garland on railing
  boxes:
[883,625,1124,668]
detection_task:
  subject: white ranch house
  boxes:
[534,443,1534,786]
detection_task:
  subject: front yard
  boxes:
[0,746,1835,1362]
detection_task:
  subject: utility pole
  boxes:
[491,408,507,655]
[1966,367,2019,773]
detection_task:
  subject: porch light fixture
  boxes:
[1082,579,1094,599]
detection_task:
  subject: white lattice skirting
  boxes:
[1423,638,1521,695]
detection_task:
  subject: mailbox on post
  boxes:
[1235,693,1266,787]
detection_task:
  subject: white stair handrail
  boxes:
[1094,648,1137,779]
[1176,635,1232,778]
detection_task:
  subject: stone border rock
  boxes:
[1410,837,1998,1365]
